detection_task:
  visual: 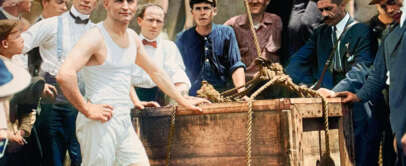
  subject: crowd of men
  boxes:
[0,0,405,165]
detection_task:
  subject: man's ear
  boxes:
[340,0,350,8]
[137,17,143,25]
[213,7,217,16]
[1,40,8,49]
[42,0,48,8]
[265,0,271,7]
[103,0,109,9]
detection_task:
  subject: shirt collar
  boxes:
[0,8,18,20]
[334,13,350,32]
[140,34,160,42]
[70,6,90,20]
[401,0,406,27]
[238,13,273,26]
[194,23,216,38]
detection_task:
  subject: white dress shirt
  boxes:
[333,13,350,38]
[132,34,191,90]
[22,7,95,75]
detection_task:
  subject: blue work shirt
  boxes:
[176,24,245,96]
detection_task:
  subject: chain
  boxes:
[166,105,177,166]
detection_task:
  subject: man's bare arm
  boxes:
[232,67,246,93]
[56,28,113,122]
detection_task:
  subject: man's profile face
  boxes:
[104,0,137,24]
[43,0,69,17]
[317,0,345,26]
[191,3,216,27]
[138,6,164,40]
[72,0,97,15]
[379,0,402,23]
[248,0,269,15]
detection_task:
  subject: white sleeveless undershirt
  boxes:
[82,22,137,112]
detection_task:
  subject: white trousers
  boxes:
[76,111,149,166]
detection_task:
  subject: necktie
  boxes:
[332,26,337,42]
[331,26,343,72]
[142,39,157,48]
[69,11,89,24]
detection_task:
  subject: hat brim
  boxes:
[0,59,31,97]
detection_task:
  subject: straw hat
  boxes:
[0,56,31,98]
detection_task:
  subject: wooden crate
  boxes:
[133,98,354,166]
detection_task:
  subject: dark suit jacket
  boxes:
[389,25,406,143]
[286,17,377,93]
[357,24,405,102]
[0,10,7,20]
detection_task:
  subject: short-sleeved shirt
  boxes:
[176,24,245,96]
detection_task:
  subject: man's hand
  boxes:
[9,132,25,145]
[180,96,210,113]
[317,88,335,98]
[401,133,406,156]
[84,102,114,123]
[42,83,58,99]
[334,91,361,103]
[134,101,160,110]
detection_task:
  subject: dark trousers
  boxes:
[396,143,406,166]
[38,103,81,166]
[135,87,169,106]
[352,101,384,166]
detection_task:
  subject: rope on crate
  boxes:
[197,62,334,166]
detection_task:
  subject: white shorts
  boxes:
[76,111,149,166]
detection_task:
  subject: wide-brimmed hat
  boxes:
[0,56,31,98]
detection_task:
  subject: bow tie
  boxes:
[69,11,89,24]
[142,39,157,48]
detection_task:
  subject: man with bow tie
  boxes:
[286,0,384,165]
[132,3,191,105]
[18,0,99,165]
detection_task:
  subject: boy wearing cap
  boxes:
[368,0,402,43]
[175,0,247,96]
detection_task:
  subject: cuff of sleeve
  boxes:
[355,92,368,103]
[171,71,191,90]
[229,61,246,74]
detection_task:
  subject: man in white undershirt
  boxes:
[56,0,208,164]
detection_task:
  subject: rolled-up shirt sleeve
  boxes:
[164,42,191,90]
[22,18,55,54]
[227,27,246,74]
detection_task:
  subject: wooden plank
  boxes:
[140,111,287,166]
[291,98,343,118]
[134,99,291,117]
[281,110,295,166]
[339,104,355,166]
